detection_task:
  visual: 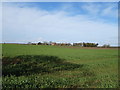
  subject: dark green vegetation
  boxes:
[2,44,118,88]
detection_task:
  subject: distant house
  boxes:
[51,43,56,46]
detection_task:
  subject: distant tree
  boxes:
[43,41,49,45]
[83,42,86,47]
[95,43,99,47]
[31,43,36,45]
[67,43,72,46]
[49,41,53,44]
[27,42,32,45]
[78,43,83,46]
[83,42,98,47]
[38,42,42,45]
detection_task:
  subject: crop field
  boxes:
[2,44,119,88]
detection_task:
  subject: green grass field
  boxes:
[2,44,119,88]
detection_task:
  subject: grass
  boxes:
[2,44,119,88]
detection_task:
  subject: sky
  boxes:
[2,2,118,46]
[1,0,120,2]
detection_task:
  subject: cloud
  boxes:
[2,3,118,46]
[101,3,118,18]
[81,3,118,18]
[81,3,101,15]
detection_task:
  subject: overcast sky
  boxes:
[2,2,118,46]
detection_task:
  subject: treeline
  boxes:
[73,42,98,47]
[28,42,99,47]
[3,42,112,48]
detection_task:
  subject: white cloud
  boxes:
[2,3,118,46]
[81,3,118,18]
[101,3,118,18]
[81,3,101,15]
